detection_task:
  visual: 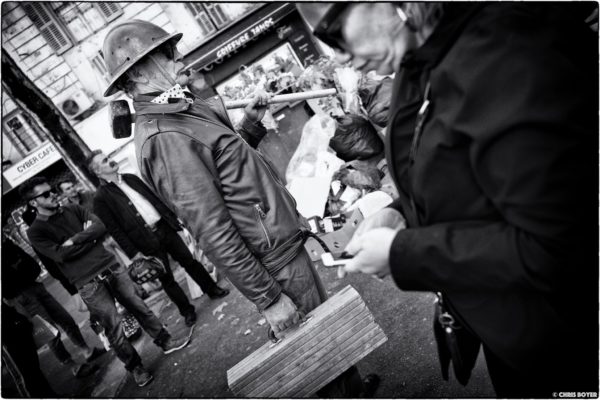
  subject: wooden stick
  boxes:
[224,88,337,109]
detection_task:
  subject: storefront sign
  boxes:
[216,17,274,59]
[2,142,61,187]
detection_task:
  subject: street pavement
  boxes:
[37,258,495,398]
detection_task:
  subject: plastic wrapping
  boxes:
[286,114,341,182]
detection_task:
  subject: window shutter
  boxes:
[22,3,73,54]
[94,3,123,22]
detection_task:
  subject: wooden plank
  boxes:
[228,286,359,378]
[240,302,368,395]
[254,312,376,397]
[229,285,358,376]
[228,288,361,384]
[266,309,384,397]
[227,286,388,397]
[298,325,387,396]
[228,293,361,387]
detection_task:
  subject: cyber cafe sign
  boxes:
[3,142,61,187]
[216,17,274,59]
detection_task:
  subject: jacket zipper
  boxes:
[407,81,432,226]
[254,204,272,248]
[254,151,298,210]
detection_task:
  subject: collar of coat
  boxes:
[400,4,486,73]
[133,92,228,118]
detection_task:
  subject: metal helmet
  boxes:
[102,20,182,97]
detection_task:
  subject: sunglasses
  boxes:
[313,3,351,52]
[31,190,56,200]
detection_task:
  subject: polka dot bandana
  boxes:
[151,84,194,104]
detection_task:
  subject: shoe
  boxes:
[361,374,380,398]
[206,286,230,299]
[184,311,197,327]
[85,347,107,362]
[131,365,153,387]
[160,334,191,355]
[72,362,99,378]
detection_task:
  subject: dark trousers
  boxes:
[79,264,168,371]
[149,220,219,316]
[17,282,88,362]
[2,305,57,397]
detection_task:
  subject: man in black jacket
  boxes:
[88,150,229,327]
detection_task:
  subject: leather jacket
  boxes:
[133,94,304,311]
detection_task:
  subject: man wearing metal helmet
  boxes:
[102,20,379,397]
[297,2,598,397]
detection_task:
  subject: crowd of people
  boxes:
[2,3,598,398]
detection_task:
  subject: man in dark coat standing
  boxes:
[88,150,229,327]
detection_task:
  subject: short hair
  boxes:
[19,176,49,200]
[85,149,104,172]
[56,178,75,193]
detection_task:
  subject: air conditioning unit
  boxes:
[57,89,94,120]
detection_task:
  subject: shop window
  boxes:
[3,114,45,156]
[22,3,73,54]
[186,3,263,37]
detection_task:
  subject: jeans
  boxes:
[271,249,365,398]
[149,220,219,316]
[79,264,168,371]
[17,282,88,363]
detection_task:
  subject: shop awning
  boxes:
[182,3,297,72]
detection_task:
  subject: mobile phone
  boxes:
[321,252,352,268]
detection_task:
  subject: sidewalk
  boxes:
[40,263,495,398]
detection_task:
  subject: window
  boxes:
[186,3,263,37]
[91,50,108,81]
[186,4,217,36]
[51,2,122,42]
[203,3,230,28]
[22,2,123,49]
[3,114,45,156]
[22,3,73,54]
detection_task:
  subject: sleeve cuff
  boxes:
[389,228,427,291]
[256,283,283,312]
[240,117,267,148]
